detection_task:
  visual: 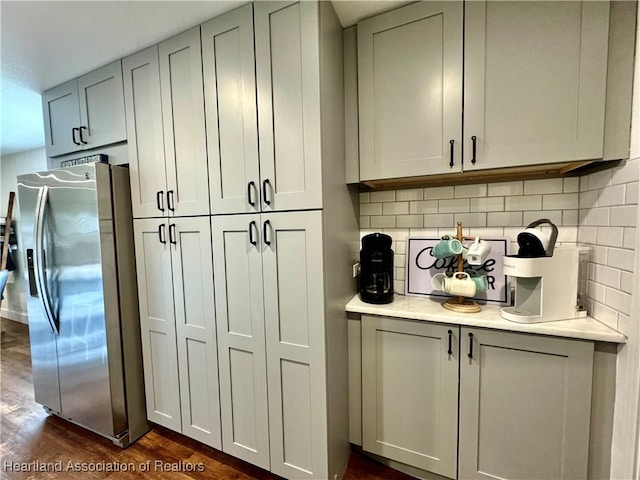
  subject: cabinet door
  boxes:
[211,214,270,469]
[133,219,181,431]
[464,1,610,170]
[159,27,210,217]
[358,2,463,180]
[202,4,260,215]
[123,47,168,219]
[362,316,458,478]
[42,80,81,157]
[459,328,594,480]
[255,1,323,211]
[77,61,126,150]
[262,211,328,479]
[169,217,221,449]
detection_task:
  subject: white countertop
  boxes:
[346,294,627,344]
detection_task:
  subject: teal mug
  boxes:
[466,270,489,292]
[432,238,463,259]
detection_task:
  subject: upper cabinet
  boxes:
[123,29,209,218]
[463,1,610,171]
[42,61,126,157]
[358,2,463,180]
[202,2,322,215]
[357,0,630,182]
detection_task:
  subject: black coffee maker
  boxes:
[359,233,394,304]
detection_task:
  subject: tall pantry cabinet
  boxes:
[125,2,357,479]
[123,30,221,450]
[203,2,357,478]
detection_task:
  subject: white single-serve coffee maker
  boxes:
[501,219,589,323]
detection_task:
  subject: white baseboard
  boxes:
[0,308,28,324]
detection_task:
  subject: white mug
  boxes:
[467,238,491,266]
[442,272,477,297]
[431,272,450,291]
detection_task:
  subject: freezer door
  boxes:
[17,175,62,414]
[40,165,123,437]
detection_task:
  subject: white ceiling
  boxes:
[0,0,407,158]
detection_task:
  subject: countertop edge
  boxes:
[346,294,627,344]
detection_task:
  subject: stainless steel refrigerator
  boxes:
[17,162,149,447]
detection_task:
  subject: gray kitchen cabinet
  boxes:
[458,327,594,480]
[357,1,613,181]
[133,217,221,449]
[122,46,167,219]
[42,61,126,157]
[212,211,332,478]
[362,316,458,478]
[356,316,595,480]
[202,2,323,215]
[463,1,610,171]
[358,1,463,180]
[123,28,209,218]
[158,27,210,217]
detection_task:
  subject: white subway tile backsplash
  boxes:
[455,184,487,198]
[623,228,636,249]
[439,198,470,213]
[590,301,618,330]
[470,197,504,212]
[589,245,608,265]
[488,181,524,197]
[383,202,410,215]
[424,213,454,228]
[453,213,487,227]
[578,226,597,244]
[606,288,632,316]
[394,279,405,295]
[542,193,579,210]
[396,215,424,228]
[611,158,639,185]
[524,178,563,195]
[607,248,635,272]
[584,207,610,226]
[596,227,625,248]
[597,184,626,207]
[593,264,621,288]
[488,212,523,227]
[626,182,639,205]
[563,177,580,193]
[396,188,424,201]
[587,170,613,190]
[579,190,599,209]
[610,205,637,227]
[370,190,396,203]
[370,216,396,228]
[358,163,636,329]
[410,200,438,214]
[523,211,562,227]
[620,271,634,294]
[360,203,383,216]
[505,195,542,211]
[562,210,579,226]
[424,186,454,200]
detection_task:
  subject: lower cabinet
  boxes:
[134,217,221,449]
[360,315,594,480]
[212,211,329,479]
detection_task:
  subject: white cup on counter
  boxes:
[431,271,477,297]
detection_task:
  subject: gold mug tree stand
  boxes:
[441,221,481,314]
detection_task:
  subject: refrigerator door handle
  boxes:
[34,186,59,335]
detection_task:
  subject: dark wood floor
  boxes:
[1,319,412,480]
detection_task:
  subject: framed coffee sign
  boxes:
[405,237,511,305]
